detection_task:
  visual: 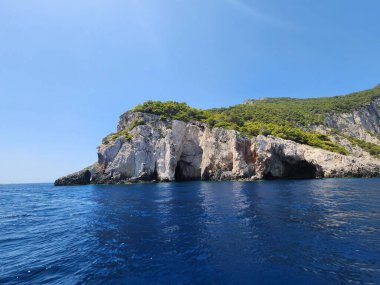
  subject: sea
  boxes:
[0,179,379,284]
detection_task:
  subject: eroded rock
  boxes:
[55,111,380,185]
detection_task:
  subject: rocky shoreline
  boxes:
[55,111,380,186]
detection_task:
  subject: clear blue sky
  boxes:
[1,0,379,183]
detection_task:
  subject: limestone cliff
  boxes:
[325,97,380,144]
[55,111,380,185]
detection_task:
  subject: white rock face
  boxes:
[253,136,380,178]
[69,111,379,184]
[325,98,380,144]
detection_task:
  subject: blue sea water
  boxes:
[0,179,379,285]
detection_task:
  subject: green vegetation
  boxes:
[133,101,207,122]
[235,85,380,126]
[341,135,380,158]
[102,129,133,145]
[241,122,349,155]
[102,117,149,145]
[129,118,146,129]
[130,85,380,155]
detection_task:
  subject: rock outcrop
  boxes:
[325,98,380,144]
[55,111,380,185]
[309,125,375,159]
[55,169,92,186]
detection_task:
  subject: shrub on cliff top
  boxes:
[133,100,206,122]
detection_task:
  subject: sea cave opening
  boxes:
[264,160,317,179]
[175,160,201,181]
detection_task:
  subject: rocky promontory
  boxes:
[55,110,380,186]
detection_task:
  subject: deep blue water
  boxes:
[0,179,380,285]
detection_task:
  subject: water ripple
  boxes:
[0,180,379,284]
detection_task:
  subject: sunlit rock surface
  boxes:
[55,110,380,185]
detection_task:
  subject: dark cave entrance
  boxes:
[175,160,201,181]
[284,160,317,178]
[175,163,185,181]
[264,160,317,179]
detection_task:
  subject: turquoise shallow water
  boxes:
[0,179,379,284]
